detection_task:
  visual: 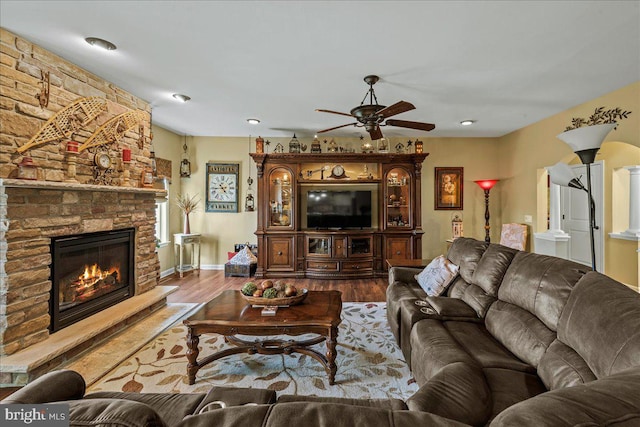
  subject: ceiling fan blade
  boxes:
[369,125,383,140]
[317,122,358,133]
[376,101,415,118]
[316,109,354,118]
[386,119,435,132]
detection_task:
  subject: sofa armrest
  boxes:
[490,367,640,426]
[0,370,86,404]
[425,297,481,322]
[278,394,407,410]
[389,267,422,286]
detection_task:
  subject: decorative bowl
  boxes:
[241,288,308,306]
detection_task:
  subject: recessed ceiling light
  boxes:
[85,37,117,51]
[460,120,476,126]
[172,94,191,103]
[246,118,260,125]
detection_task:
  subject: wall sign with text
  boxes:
[206,162,240,212]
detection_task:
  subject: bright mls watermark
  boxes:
[1,404,69,426]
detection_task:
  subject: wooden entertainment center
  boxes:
[250,152,428,279]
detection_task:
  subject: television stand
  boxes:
[250,152,428,279]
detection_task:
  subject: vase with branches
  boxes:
[176,193,200,234]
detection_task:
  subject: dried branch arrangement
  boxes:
[564,106,632,131]
[175,193,200,215]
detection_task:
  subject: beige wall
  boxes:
[498,81,640,289]
[152,82,639,289]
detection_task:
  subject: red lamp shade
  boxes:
[474,179,499,190]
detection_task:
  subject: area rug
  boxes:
[89,303,418,400]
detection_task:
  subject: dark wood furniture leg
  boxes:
[185,328,200,385]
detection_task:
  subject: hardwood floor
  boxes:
[164,270,389,304]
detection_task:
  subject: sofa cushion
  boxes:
[407,362,491,426]
[482,368,547,421]
[414,255,459,296]
[537,339,597,390]
[66,398,167,427]
[445,321,534,373]
[446,237,488,283]
[471,244,518,296]
[498,251,588,331]
[557,271,640,378]
[85,392,205,426]
[491,367,640,427]
[485,300,556,368]
[409,319,478,384]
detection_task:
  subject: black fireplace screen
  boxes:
[49,228,135,332]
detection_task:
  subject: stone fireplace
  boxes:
[0,179,160,357]
[49,228,135,332]
[0,28,162,364]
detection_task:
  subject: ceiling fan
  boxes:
[316,74,435,140]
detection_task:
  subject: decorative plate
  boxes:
[241,288,308,306]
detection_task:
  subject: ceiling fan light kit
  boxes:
[317,74,435,141]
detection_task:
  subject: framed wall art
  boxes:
[435,167,463,210]
[206,162,240,212]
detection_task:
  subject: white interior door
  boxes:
[560,162,604,272]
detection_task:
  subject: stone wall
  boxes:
[0,29,160,355]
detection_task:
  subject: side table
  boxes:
[174,233,201,278]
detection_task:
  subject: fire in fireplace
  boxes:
[50,228,135,332]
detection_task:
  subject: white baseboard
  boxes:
[201,264,224,270]
[160,267,175,278]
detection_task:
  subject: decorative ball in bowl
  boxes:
[241,280,308,306]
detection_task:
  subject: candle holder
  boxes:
[122,160,131,186]
[65,141,79,182]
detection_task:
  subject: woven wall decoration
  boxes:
[79,110,148,152]
[17,97,107,153]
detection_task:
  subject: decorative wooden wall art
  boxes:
[79,110,148,152]
[17,96,107,153]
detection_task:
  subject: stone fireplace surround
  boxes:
[0,178,164,382]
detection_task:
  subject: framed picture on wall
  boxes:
[206,162,240,212]
[435,167,463,210]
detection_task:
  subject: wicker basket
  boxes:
[241,288,308,306]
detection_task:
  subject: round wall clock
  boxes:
[210,173,237,202]
[94,152,112,170]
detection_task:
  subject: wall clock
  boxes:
[206,162,240,212]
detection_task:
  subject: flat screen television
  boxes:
[306,190,372,229]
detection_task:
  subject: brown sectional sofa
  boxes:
[2,237,639,426]
[387,237,640,426]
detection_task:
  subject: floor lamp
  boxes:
[555,123,615,271]
[474,180,499,243]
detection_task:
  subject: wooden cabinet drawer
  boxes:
[307,260,339,271]
[341,260,373,271]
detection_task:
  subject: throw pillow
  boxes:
[414,255,459,296]
[229,246,258,265]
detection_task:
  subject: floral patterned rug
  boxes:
[89,303,418,399]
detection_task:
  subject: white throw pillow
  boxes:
[229,246,258,265]
[414,255,459,296]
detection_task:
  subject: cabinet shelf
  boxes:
[299,179,381,184]
[387,205,409,208]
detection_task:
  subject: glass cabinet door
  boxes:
[268,168,293,228]
[385,167,412,229]
[307,236,331,256]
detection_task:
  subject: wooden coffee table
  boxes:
[183,289,342,385]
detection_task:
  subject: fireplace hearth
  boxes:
[50,228,135,332]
